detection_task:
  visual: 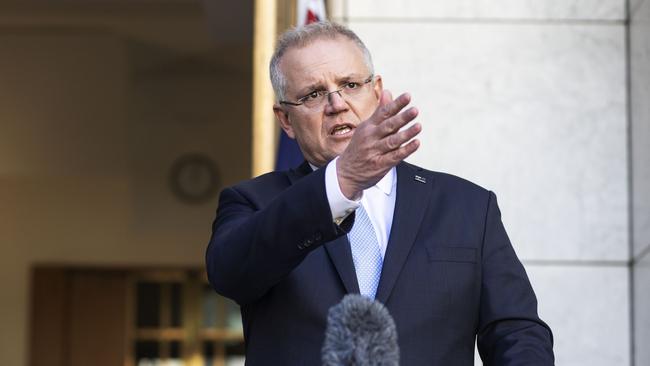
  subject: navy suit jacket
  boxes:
[206,161,554,365]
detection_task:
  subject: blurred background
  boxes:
[0,0,647,365]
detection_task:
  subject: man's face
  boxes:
[274,37,383,167]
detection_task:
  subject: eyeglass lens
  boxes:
[302,79,372,108]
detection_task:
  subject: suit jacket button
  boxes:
[304,239,313,247]
[314,232,322,241]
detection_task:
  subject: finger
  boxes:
[377,106,419,137]
[355,90,392,129]
[381,122,422,152]
[370,92,411,124]
[385,138,421,165]
[380,90,393,107]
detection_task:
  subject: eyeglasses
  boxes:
[280,75,374,109]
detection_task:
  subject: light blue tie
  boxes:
[348,205,383,299]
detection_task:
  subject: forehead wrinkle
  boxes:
[281,38,369,96]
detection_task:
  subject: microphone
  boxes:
[322,294,399,366]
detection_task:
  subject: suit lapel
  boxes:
[324,234,361,294]
[287,160,434,298]
[287,161,360,294]
[287,160,312,183]
[375,163,433,303]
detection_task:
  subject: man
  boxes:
[206,21,554,365]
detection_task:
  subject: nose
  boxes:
[324,90,348,115]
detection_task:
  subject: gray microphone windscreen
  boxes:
[322,294,399,366]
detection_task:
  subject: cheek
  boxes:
[293,119,324,144]
[358,106,376,122]
[358,98,380,121]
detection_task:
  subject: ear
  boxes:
[273,104,296,139]
[372,75,383,100]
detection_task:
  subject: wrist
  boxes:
[336,162,362,200]
[341,185,362,201]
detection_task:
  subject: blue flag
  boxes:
[275,0,326,171]
[275,130,304,170]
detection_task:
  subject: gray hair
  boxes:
[269,21,375,101]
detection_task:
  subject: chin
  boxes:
[332,141,351,153]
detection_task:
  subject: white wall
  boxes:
[334,0,630,364]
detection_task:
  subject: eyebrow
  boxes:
[295,74,366,97]
[296,82,326,97]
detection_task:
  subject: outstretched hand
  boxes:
[337,90,422,200]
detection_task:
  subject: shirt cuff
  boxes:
[325,157,361,225]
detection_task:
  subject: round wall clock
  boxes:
[169,153,220,204]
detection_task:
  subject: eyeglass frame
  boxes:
[278,74,375,108]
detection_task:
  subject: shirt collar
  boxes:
[375,166,396,196]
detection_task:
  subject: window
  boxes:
[128,270,245,366]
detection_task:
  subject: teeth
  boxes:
[333,126,351,135]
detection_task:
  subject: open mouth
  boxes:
[330,124,354,136]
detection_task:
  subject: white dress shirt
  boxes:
[314,157,396,259]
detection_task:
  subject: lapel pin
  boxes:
[414,175,426,184]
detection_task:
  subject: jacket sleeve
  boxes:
[477,191,555,365]
[205,167,351,306]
